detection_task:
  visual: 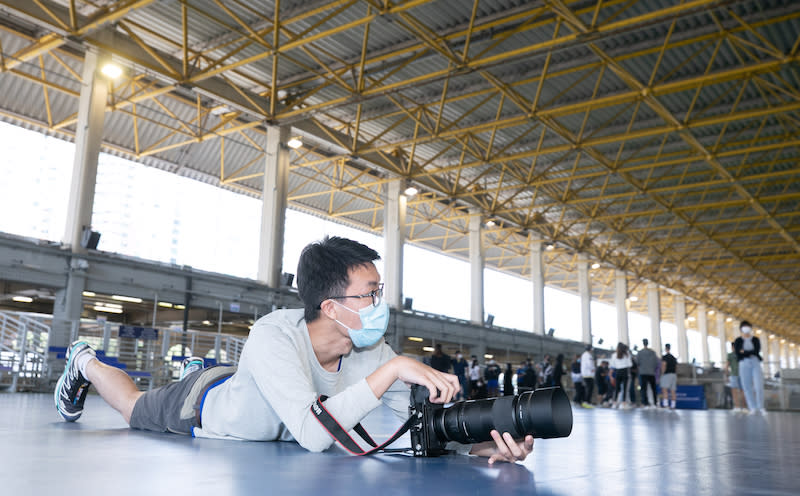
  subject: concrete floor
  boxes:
[1,392,798,495]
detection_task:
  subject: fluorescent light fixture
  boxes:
[484,354,494,360]
[422,346,435,352]
[112,295,142,303]
[545,242,555,251]
[687,316,696,322]
[82,291,96,297]
[100,63,122,79]
[158,302,173,308]
[102,302,123,308]
[485,220,496,228]
[175,304,186,310]
[407,336,424,342]
[94,306,122,314]
[629,296,639,302]
[404,186,418,197]
[708,310,715,315]
[591,263,601,269]
[12,296,33,303]
[287,137,303,149]
[756,329,762,334]
[202,320,212,325]
[726,317,733,322]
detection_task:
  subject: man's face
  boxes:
[331,263,382,336]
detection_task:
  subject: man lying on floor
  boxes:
[56,236,533,464]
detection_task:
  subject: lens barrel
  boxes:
[432,387,572,444]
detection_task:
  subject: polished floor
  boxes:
[1,392,798,495]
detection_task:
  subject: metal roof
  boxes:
[0,0,799,339]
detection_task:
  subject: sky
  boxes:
[0,120,722,365]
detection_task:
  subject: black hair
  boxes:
[642,338,649,346]
[665,343,671,350]
[740,320,752,329]
[296,236,380,323]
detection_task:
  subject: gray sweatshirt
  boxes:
[636,348,659,376]
[195,308,409,451]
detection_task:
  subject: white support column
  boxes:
[780,338,790,369]
[257,125,289,288]
[717,313,728,368]
[647,282,662,355]
[770,336,780,377]
[792,345,798,369]
[577,254,592,345]
[54,51,108,349]
[698,304,710,367]
[468,210,484,326]
[675,295,688,363]
[530,237,545,335]
[383,180,406,309]
[615,270,629,345]
[63,50,108,251]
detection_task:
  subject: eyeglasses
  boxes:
[328,283,384,308]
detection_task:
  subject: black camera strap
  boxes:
[311,395,415,455]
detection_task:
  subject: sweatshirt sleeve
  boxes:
[242,324,381,452]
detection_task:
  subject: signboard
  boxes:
[118,325,159,340]
[675,385,707,410]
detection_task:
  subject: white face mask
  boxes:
[741,326,752,335]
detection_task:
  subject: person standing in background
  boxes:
[553,354,565,390]
[580,345,595,408]
[503,363,514,396]
[734,320,766,415]
[452,351,469,401]
[430,344,451,374]
[570,355,583,404]
[726,341,745,413]
[610,342,633,409]
[660,344,678,409]
[636,339,659,409]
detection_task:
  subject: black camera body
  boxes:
[408,385,573,457]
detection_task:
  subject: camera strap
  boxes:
[311,395,415,455]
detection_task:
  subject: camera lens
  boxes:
[431,387,573,444]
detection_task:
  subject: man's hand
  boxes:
[366,356,460,404]
[470,431,534,464]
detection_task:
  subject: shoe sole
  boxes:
[54,341,87,422]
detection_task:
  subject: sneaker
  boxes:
[670,400,676,409]
[54,341,95,422]
[581,402,594,409]
[180,356,204,381]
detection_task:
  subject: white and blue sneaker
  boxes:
[54,341,95,422]
[180,356,204,381]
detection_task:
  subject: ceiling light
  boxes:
[422,346,435,352]
[629,296,639,302]
[687,316,696,322]
[12,296,33,303]
[404,186,418,197]
[100,63,122,79]
[82,291,96,297]
[708,310,715,315]
[781,339,786,343]
[175,304,185,310]
[756,329,762,334]
[94,306,123,314]
[484,354,494,359]
[407,336,423,342]
[158,302,173,308]
[112,295,142,303]
[545,242,555,251]
[726,317,732,322]
[591,263,601,269]
[485,220,496,228]
[202,320,212,325]
[287,137,303,149]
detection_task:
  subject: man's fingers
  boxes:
[503,432,524,459]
